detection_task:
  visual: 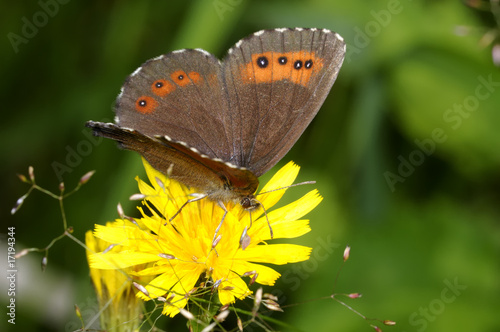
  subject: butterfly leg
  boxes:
[239,226,251,250]
[247,198,273,239]
[261,206,273,239]
[210,201,228,249]
[214,201,228,234]
[167,193,207,224]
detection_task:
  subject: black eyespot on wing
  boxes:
[257,56,269,68]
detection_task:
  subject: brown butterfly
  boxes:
[86,28,345,238]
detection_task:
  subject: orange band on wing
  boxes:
[188,71,202,84]
[135,70,204,114]
[135,96,158,114]
[151,79,176,96]
[239,51,323,86]
[171,70,190,86]
[171,70,203,87]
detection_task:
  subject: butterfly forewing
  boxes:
[115,49,232,161]
[85,122,258,201]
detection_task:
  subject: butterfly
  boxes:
[86,28,345,238]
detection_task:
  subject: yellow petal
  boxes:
[133,263,178,276]
[216,272,251,304]
[138,273,172,300]
[249,189,321,240]
[230,261,282,286]
[268,189,322,223]
[89,251,160,269]
[162,296,188,317]
[270,219,311,239]
[137,263,205,317]
[237,244,312,265]
[93,221,138,246]
[85,230,103,297]
[257,161,300,209]
[142,157,170,192]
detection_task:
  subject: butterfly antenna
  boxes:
[255,181,316,196]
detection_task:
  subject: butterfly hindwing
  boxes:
[222,28,345,176]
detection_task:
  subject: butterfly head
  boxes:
[240,195,260,211]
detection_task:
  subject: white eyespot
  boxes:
[322,28,331,34]
[172,49,186,54]
[164,135,172,141]
[335,32,344,42]
[189,146,199,153]
[178,141,189,147]
[200,154,209,158]
[275,28,287,32]
[296,28,304,32]
[254,30,265,37]
[130,66,142,77]
[212,158,223,162]
[114,115,120,123]
[310,28,318,32]
[235,39,243,48]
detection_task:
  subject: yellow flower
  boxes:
[88,159,322,317]
[85,226,148,331]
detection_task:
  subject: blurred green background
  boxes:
[2,0,500,331]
